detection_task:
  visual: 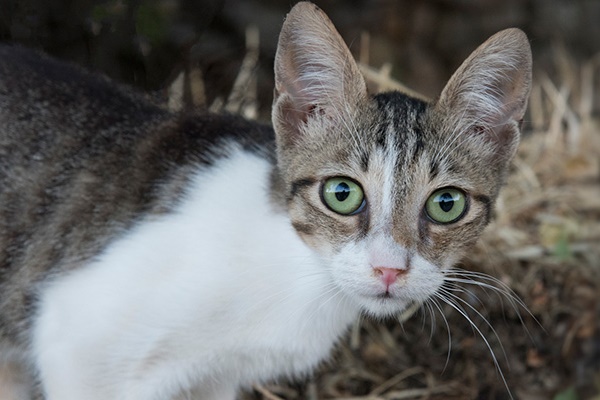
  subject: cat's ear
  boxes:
[436,28,532,162]
[272,2,368,146]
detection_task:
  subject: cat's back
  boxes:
[0,45,170,163]
[0,46,275,326]
[0,45,157,115]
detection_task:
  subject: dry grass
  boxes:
[173,28,600,400]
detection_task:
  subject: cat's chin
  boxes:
[356,294,421,319]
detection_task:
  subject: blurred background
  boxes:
[1,1,599,399]
[1,0,599,118]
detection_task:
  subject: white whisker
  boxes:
[427,297,453,373]
[433,291,515,400]
[438,287,510,367]
[443,267,543,339]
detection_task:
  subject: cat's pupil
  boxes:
[439,193,454,212]
[335,182,350,202]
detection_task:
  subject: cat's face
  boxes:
[278,94,497,316]
[272,2,531,317]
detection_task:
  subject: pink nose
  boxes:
[373,267,407,289]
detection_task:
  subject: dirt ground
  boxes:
[1,1,599,399]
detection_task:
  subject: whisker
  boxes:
[427,297,453,373]
[444,269,526,307]
[443,267,543,339]
[433,291,515,400]
[438,287,510,367]
[423,301,436,344]
[297,283,344,325]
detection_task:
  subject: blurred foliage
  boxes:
[554,387,580,400]
[134,2,169,46]
[1,0,598,117]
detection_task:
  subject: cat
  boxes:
[0,2,531,399]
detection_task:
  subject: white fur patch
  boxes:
[33,148,360,400]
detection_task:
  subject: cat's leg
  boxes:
[32,338,98,400]
[31,268,236,400]
[33,318,237,400]
[31,270,125,400]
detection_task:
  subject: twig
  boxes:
[358,64,429,101]
[225,25,260,118]
[370,367,424,395]
[253,385,286,400]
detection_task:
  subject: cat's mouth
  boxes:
[376,292,394,299]
[351,289,415,317]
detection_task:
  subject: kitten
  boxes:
[0,2,531,399]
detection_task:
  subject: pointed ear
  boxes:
[436,28,532,162]
[272,2,368,146]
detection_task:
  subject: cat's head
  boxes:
[272,2,531,317]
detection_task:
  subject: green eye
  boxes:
[322,177,365,215]
[425,188,467,224]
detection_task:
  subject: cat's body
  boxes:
[0,46,319,400]
[0,2,531,399]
